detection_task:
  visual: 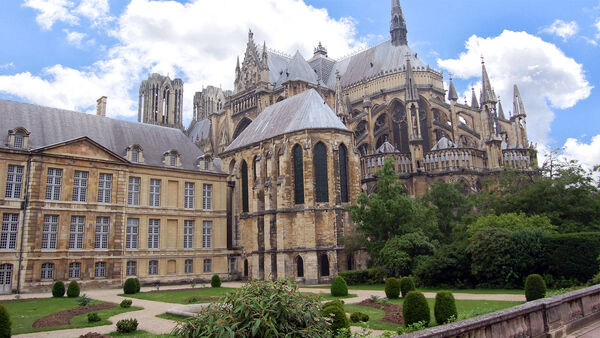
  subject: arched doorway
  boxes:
[296,256,304,277]
[320,254,330,277]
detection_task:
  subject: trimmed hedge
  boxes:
[134,278,141,293]
[434,291,457,324]
[123,278,138,295]
[331,276,348,297]
[525,274,546,301]
[385,277,400,299]
[400,276,415,298]
[322,304,349,333]
[211,274,222,288]
[87,312,101,323]
[338,270,369,285]
[67,280,80,298]
[52,281,65,297]
[120,299,132,308]
[542,232,600,283]
[402,291,430,326]
[350,312,369,323]
[367,267,386,284]
[0,304,11,338]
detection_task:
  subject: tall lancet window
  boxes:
[241,160,249,212]
[339,144,349,203]
[293,144,304,204]
[313,142,329,203]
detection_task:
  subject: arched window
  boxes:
[296,256,304,277]
[292,144,304,204]
[313,142,329,203]
[241,160,249,212]
[320,254,330,277]
[347,255,354,271]
[253,156,258,182]
[244,259,249,277]
[131,147,139,163]
[339,144,349,203]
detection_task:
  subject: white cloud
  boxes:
[2,0,364,120]
[438,30,592,144]
[63,29,87,47]
[0,62,15,70]
[74,0,112,27]
[562,135,600,169]
[23,0,79,30]
[542,19,579,41]
[595,18,600,39]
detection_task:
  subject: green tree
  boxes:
[467,212,556,237]
[421,181,471,242]
[380,232,436,275]
[468,227,513,287]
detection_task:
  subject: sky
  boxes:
[0,0,599,169]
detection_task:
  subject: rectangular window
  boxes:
[203,259,211,273]
[5,165,24,199]
[42,215,59,249]
[45,168,62,200]
[69,262,81,279]
[149,179,161,207]
[126,218,138,249]
[149,260,158,275]
[41,263,54,280]
[148,219,160,249]
[128,177,141,206]
[203,184,212,210]
[184,220,194,249]
[14,134,24,149]
[184,182,194,209]
[97,173,112,203]
[1,213,19,249]
[185,259,193,273]
[69,216,85,249]
[95,217,109,249]
[95,262,106,278]
[72,170,88,202]
[202,221,212,249]
[126,261,137,276]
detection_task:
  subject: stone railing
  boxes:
[399,284,600,338]
[503,149,531,169]
[423,148,486,172]
[361,153,412,179]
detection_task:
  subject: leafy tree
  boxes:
[468,227,514,287]
[414,240,474,288]
[467,212,556,237]
[379,232,436,275]
[421,181,471,242]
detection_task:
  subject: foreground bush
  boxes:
[211,274,221,288]
[400,277,415,298]
[87,313,101,323]
[0,304,11,338]
[525,274,546,301]
[134,278,141,293]
[350,312,369,323]
[123,278,137,295]
[403,291,430,326]
[322,304,349,334]
[434,291,457,324]
[331,276,348,297]
[385,277,401,299]
[120,299,132,308]
[172,279,329,337]
[116,319,138,333]
[52,281,65,297]
[67,281,81,298]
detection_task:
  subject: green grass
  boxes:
[3,297,142,335]
[107,330,173,337]
[345,298,523,331]
[156,313,190,321]
[304,284,524,294]
[299,292,358,301]
[120,287,235,304]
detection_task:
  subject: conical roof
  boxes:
[448,78,458,102]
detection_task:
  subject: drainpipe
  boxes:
[16,153,32,294]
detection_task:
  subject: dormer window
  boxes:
[170,154,177,166]
[8,127,30,149]
[196,156,212,171]
[132,148,139,163]
[14,131,24,149]
[165,150,180,167]
[127,145,144,163]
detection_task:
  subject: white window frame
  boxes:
[69,216,85,249]
[202,221,212,249]
[5,165,24,199]
[149,179,161,207]
[95,261,106,278]
[97,173,112,203]
[1,213,19,250]
[184,220,194,249]
[14,132,24,149]
[184,182,194,209]
[128,177,141,206]
[41,262,54,280]
[42,215,58,249]
[203,258,211,273]
[72,170,88,202]
[149,260,158,275]
[126,218,138,249]
[131,147,140,163]
[148,219,160,249]
[126,261,137,276]
[203,184,212,210]
[185,259,193,274]
[69,262,81,279]
[95,217,109,249]
[45,168,62,200]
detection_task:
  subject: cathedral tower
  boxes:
[138,73,184,130]
[390,0,408,46]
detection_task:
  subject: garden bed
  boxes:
[357,298,403,325]
[33,303,116,328]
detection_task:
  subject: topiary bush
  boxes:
[172,279,330,337]
[0,304,11,338]
[322,304,349,334]
[400,276,416,298]
[525,274,546,301]
[331,276,349,297]
[211,274,221,288]
[67,280,80,298]
[434,291,457,324]
[120,299,132,308]
[134,278,141,293]
[116,318,138,333]
[402,291,430,327]
[123,278,137,294]
[385,277,401,299]
[349,312,369,323]
[87,312,101,323]
[52,281,65,297]
[323,300,345,309]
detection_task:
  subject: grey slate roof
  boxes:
[224,89,348,152]
[0,99,216,172]
[309,55,336,87]
[265,51,291,85]
[274,51,318,89]
[188,118,211,143]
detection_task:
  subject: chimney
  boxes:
[96,96,107,116]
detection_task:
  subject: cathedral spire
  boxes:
[513,84,526,117]
[471,87,479,108]
[498,98,506,120]
[448,77,458,103]
[405,56,419,102]
[481,58,497,104]
[390,0,408,46]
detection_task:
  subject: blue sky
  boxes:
[0,0,599,167]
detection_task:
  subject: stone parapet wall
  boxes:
[399,284,600,338]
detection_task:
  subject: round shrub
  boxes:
[52,281,65,297]
[87,312,101,323]
[123,278,137,295]
[385,277,401,299]
[402,291,430,326]
[120,299,132,308]
[525,274,546,301]
[400,276,416,298]
[211,274,221,288]
[322,305,349,333]
[323,300,344,309]
[116,318,138,333]
[0,304,11,338]
[67,280,80,298]
[331,276,348,297]
[350,312,369,323]
[434,291,457,324]
[134,278,141,293]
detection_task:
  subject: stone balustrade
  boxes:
[423,148,486,172]
[503,149,531,169]
[361,152,412,178]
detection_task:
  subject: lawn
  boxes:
[2,297,142,335]
[156,313,190,321]
[121,287,235,304]
[107,330,173,337]
[300,292,358,301]
[345,298,524,331]
[303,284,524,295]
